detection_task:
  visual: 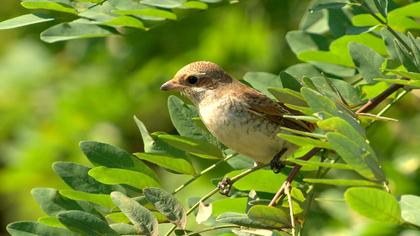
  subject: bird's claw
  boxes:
[270,159,286,173]
[218,177,232,196]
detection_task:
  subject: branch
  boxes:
[269,82,405,207]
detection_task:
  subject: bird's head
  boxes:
[160,61,232,104]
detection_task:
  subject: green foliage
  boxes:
[3,0,420,235]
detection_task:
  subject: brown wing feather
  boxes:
[238,86,314,132]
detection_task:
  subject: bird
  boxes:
[160,61,313,167]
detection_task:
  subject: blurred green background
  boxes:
[0,0,419,235]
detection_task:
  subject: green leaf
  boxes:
[59,190,114,209]
[38,216,64,228]
[109,223,138,235]
[285,63,322,79]
[181,1,208,9]
[0,13,54,30]
[375,78,420,87]
[7,221,73,236]
[309,2,347,12]
[216,212,272,229]
[279,71,302,91]
[53,161,118,194]
[327,132,385,181]
[286,158,354,170]
[311,62,355,78]
[143,187,187,228]
[349,42,385,83]
[388,70,420,80]
[167,96,217,145]
[141,0,183,9]
[243,72,282,99]
[88,166,160,189]
[21,0,77,14]
[111,191,158,236]
[226,170,286,193]
[278,133,332,149]
[211,197,248,216]
[268,88,307,106]
[317,117,367,148]
[395,40,420,73]
[345,187,401,223]
[374,0,388,19]
[135,153,196,175]
[247,205,290,228]
[303,178,382,187]
[400,195,420,227]
[40,22,116,43]
[31,188,84,216]
[285,30,329,55]
[58,210,118,236]
[156,134,222,159]
[103,16,146,29]
[113,8,177,21]
[80,141,158,180]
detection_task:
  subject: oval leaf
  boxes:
[344,187,401,223]
[135,153,196,175]
[247,205,290,228]
[58,210,118,236]
[111,191,158,236]
[143,187,187,229]
[7,221,72,236]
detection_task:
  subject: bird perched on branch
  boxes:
[161,61,313,168]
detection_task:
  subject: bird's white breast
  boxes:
[198,96,288,163]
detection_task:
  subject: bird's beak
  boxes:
[160,79,182,91]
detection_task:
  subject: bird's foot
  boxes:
[217,177,232,196]
[270,159,286,173]
[270,148,288,173]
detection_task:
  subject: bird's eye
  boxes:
[186,76,198,85]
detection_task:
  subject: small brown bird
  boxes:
[161,61,312,164]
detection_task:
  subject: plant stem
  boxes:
[184,224,241,236]
[165,163,269,236]
[172,153,238,194]
[269,81,404,207]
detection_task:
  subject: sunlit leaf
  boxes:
[345,187,401,223]
[0,13,54,30]
[400,195,420,227]
[88,166,160,189]
[135,153,196,175]
[59,190,114,209]
[278,133,332,149]
[247,205,290,228]
[21,0,77,14]
[303,178,382,187]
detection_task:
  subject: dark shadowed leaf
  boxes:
[111,191,158,236]
[53,161,121,194]
[7,221,73,236]
[58,210,118,236]
[285,30,329,55]
[345,187,401,223]
[0,13,54,30]
[349,42,385,83]
[143,187,187,228]
[400,195,420,227]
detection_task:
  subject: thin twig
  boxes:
[172,153,238,194]
[285,185,296,236]
[184,224,241,236]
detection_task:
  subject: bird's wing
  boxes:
[240,88,314,132]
